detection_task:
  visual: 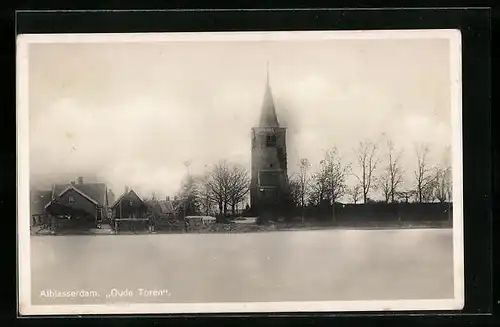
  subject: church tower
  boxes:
[250,64,291,218]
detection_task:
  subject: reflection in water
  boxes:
[30,229,454,305]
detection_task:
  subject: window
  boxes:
[129,200,133,206]
[259,171,280,187]
[68,196,75,204]
[266,134,277,147]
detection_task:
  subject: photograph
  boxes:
[17,29,463,315]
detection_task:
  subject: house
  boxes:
[146,196,180,231]
[30,189,52,226]
[159,198,175,217]
[44,177,110,229]
[148,196,175,218]
[109,188,150,232]
[110,188,148,219]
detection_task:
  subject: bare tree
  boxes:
[289,176,301,206]
[197,174,215,216]
[177,174,200,216]
[433,146,452,203]
[227,164,250,216]
[379,175,391,203]
[379,140,405,203]
[204,160,231,216]
[354,140,379,203]
[202,161,250,217]
[432,167,451,203]
[397,190,416,203]
[176,159,196,226]
[318,147,350,222]
[309,171,328,206]
[414,144,437,203]
[296,158,311,223]
[349,184,362,204]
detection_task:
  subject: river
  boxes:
[30,228,454,305]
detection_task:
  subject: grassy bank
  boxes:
[30,220,452,236]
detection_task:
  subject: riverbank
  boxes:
[30,220,452,236]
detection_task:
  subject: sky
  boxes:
[27,33,454,200]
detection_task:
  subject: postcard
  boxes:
[17,29,463,315]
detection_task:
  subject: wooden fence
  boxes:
[112,218,151,233]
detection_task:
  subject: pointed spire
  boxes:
[259,61,279,127]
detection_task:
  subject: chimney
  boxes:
[77,176,83,184]
[125,186,129,194]
[166,196,170,202]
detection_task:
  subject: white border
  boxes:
[17,29,464,316]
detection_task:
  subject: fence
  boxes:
[300,202,453,226]
[113,218,151,233]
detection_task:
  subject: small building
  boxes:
[110,188,148,219]
[147,196,179,231]
[147,197,175,218]
[110,188,150,232]
[158,198,175,217]
[151,196,175,218]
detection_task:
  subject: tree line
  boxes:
[165,139,452,218]
[289,140,452,214]
[171,160,251,217]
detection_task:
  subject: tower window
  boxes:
[266,134,277,147]
[259,171,279,187]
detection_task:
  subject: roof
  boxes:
[110,189,146,209]
[147,199,174,215]
[159,200,174,214]
[52,183,107,207]
[258,68,280,128]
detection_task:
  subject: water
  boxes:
[30,229,454,305]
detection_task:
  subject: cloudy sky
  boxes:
[27,33,453,199]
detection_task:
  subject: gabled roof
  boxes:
[258,65,280,128]
[52,183,107,207]
[110,189,146,209]
[46,185,99,209]
[61,185,99,204]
